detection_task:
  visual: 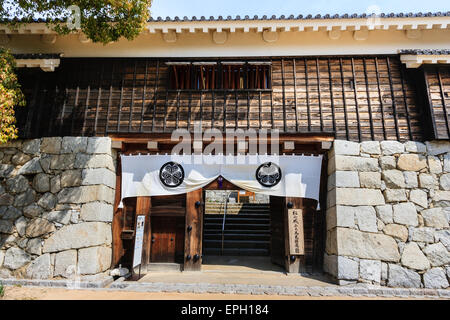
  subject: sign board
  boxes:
[132,215,146,268]
[287,209,304,255]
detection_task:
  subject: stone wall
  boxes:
[325,140,450,289]
[0,137,116,280]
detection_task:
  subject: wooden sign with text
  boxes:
[288,209,304,255]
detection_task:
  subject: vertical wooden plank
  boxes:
[258,91,262,129]
[399,64,413,140]
[82,63,91,136]
[105,60,115,134]
[116,61,125,133]
[184,189,203,271]
[59,69,68,136]
[351,58,362,141]
[176,90,181,129]
[211,90,215,128]
[339,58,350,140]
[94,62,104,134]
[281,58,287,132]
[316,58,323,132]
[151,60,160,132]
[304,58,311,131]
[386,57,400,140]
[374,57,387,140]
[363,58,375,140]
[128,60,137,132]
[293,59,299,132]
[327,58,336,133]
[139,59,148,132]
[235,90,238,129]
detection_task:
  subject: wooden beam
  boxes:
[184,189,203,271]
[111,140,123,149]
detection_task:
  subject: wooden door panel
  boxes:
[151,217,177,262]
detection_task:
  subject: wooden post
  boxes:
[184,189,203,271]
[136,197,151,268]
[284,197,305,273]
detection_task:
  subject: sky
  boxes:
[150,0,450,18]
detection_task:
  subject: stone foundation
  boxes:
[325,140,450,289]
[0,137,115,280]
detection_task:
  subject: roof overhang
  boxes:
[400,50,450,68]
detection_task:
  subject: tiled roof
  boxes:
[399,49,450,55]
[1,11,449,23]
[149,11,450,22]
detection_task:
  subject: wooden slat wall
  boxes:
[16,56,427,141]
[424,66,450,140]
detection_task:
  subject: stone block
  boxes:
[409,189,428,208]
[74,154,115,171]
[432,191,450,202]
[401,242,430,271]
[423,268,449,289]
[15,216,28,237]
[50,175,61,194]
[360,141,381,155]
[393,202,418,226]
[26,253,52,279]
[37,192,57,210]
[335,188,385,206]
[444,153,450,172]
[3,247,31,270]
[360,259,381,282]
[43,210,73,225]
[397,154,427,171]
[359,172,381,188]
[78,246,112,275]
[411,227,435,243]
[428,156,442,174]
[382,170,406,189]
[50,154,76,170]
[330,171,360,188]
[354,206,378,232]
[388,264,422,288]
[423,243,450,267]
[40,137,62,154]
[25,218,56,238]
[404,141,426,153]
[0,164,14,178]
[383,189,407,202]
[323,253,337,277]
[60,170,82,188]
[440,173,450,190]
[383,224,408,242]
[6,175,29,194]
[336,256,359,280]
[334,155,379,172]
[376,205,393,224]
[335,228,400,262]
[0,250,4,267]
[61,137,88,153]
[80,202,114,222]
[421,208,449,229]
[43,222,111,253]
[380,141,404,155]
[54,250,77,278]
[436,230,450,250]
[0,220,14,234]
[33,173,51,193]
[14,189,36,207]
[81,168,116,189]
[18,158,43,175]
[380,156,396,170]
[57,185,115,204]
[0,194,14,206]
[26,238,43,255]
[11,152,31,165]
[23,204,43,218]
[22,139,40,155]
[426,141,450,156]
[87,137,112,154]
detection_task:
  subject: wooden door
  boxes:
[269,196,286,268]
[151,216,179,263]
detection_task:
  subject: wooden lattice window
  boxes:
[167,61,271,90]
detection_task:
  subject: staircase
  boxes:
[203,202,271,256]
